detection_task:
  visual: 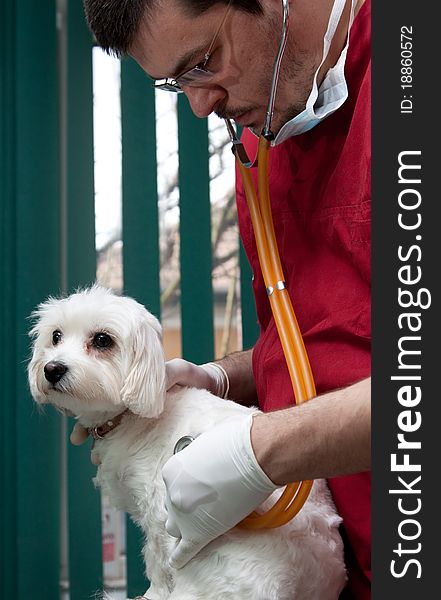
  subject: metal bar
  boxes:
[0,0,18,596]
[13,1,61,598]
[177,97,214,363]
[64,1,102,598]
[121,57,159,597]
[65,0,96,289]
[121,59,161,318]
[239,242,260,349]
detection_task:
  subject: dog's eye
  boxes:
[52,330,62,345]
[93,332,113,349]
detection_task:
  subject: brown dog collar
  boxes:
[88,409,129,440]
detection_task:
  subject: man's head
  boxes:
[84,0,351,135]
[83,1,263,57]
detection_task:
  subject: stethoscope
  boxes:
[173,435,196,455]
[225,0,316,530]
[175,0,317,531]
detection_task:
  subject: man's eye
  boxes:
[52,330,62,345]
[93,333,113,349]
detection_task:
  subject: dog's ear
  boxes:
[121,310,166,418]
[27,315,49,405]
[28,351,49,405]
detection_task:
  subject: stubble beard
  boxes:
[216,12,320,136]
[268,35,319,135]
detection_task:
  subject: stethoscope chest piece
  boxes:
[173,435,195,455]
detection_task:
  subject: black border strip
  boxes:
[372,1,437,596]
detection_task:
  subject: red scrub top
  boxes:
[235,1,371,597]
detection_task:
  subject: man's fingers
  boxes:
[70,422,89,445]
[169,538,205,570]
[165,358,189,391]
[165,358,214,392]
[165,513,181,538]
[70,422,100,465]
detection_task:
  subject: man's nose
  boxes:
[182,85,226,119]
[44,361,68,383]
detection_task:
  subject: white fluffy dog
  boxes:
[28,285,346,600]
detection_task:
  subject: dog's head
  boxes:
[28,285,166,419]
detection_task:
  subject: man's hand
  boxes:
[162,414,278,569]
[70,421,89,445]
[165,358,229,398]
[69,358,230,464]
[70,422,101,464]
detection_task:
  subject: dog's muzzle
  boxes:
[44,361,68,384]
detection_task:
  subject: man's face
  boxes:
[130,0,338,135]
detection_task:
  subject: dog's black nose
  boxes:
[44,361,68,383]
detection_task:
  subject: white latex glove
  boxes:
[162,414,279,569]
[165,358,229,398]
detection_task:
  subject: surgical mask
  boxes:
[272,0,356,145]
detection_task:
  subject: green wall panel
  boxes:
[121,58,161,319]
[121,57,159,597]
[8,1,61,598]
[239,242,260,349]
[177,97,214,364]
[65,1,102,599]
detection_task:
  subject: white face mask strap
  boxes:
[325,0,356,46]
[306,0,355,105]
[325,0,347,46]
[272,0,358,144]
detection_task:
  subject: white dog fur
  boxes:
[28,285,347,600]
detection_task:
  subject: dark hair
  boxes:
[83,0,262,57]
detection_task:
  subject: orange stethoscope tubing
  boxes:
[235,137,315,530]
[225,0,316,530]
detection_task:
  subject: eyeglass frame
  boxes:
[154,0,232,94]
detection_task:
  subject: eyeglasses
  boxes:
[154,0,232,94]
